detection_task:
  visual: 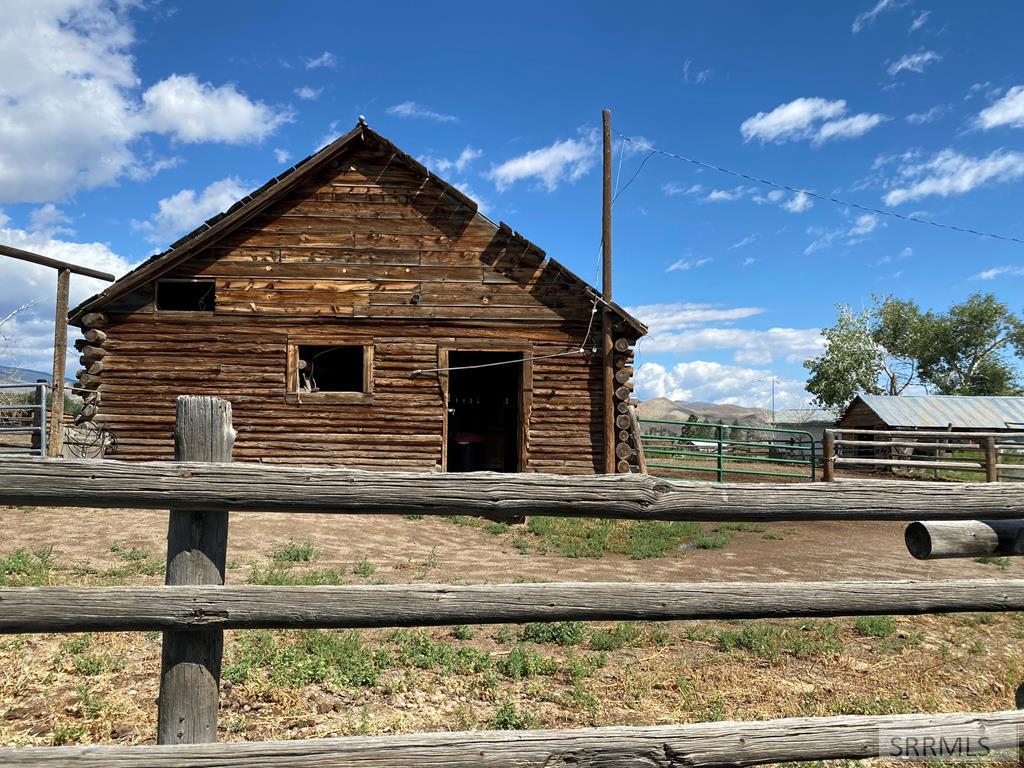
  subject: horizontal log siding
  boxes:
[85,142,615,469]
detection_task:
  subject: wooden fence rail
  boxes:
[3,396,1024,765]
[4,710,1023,768]
[823,427,1024,482]
[3,579,1024,634]
[3,456,1024,520]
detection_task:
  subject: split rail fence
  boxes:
[823,427,1024,482]
[3,395,1024,766]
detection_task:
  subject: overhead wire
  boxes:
[616,132,1024,245]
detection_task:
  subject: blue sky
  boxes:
[2,0,1023,409]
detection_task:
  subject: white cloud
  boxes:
[782,191,813,213]
[974,266,1024,280]
[666,257,712,273]
[293,86,322,101]
[731,233,759,249]
[683,59,712,85]
[0,3,291,204]
[635,361,810,408]
[740,98,886,145]
[752,189,785,205]
[421,146,484,176]
[30,204,74,236]
[887,50,941,77]
[619,136,654,156]
[852,0,904,33]
[639,326,824,364]
[976,85,1024,130]
[273,148,292,164]
[488,130,597,192]
[386,101,458,123]
[704,186,751,202]
[905,105,946,124]
[131,177,253,244]
[882,148,1024,205]
[804,214,881,254]
[814,113,888,143]
[141,74,292,144]
[909,10,931,31]
[630,303,764,333]
[305,51,337,69]
[0,213,133,373]
[742,257,757,267]
[662,182,702,197]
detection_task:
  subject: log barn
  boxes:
[68,120,646,473]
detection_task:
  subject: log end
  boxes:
[904,522,932,560]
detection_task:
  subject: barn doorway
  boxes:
[445,351,523,472]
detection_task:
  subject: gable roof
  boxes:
[69,120,646,336]
[841,394,1024,430]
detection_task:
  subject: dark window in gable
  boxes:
[155,279,215,312]
[297,345,365,393]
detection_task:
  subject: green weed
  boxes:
[521,621,587,646]
[492,701,538,730]
[271,540,319,564]
[854,616,897,638]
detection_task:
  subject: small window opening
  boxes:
[156,279,215,312]
[297,345,365,393]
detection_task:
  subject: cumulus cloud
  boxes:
[0,2,291,204]
[488,130,597,192]
[976,85,1024,130]
[704,186,752,202]
[420,146,484,176]
[141,74,292,144]
[740,98,887,145]
[852,0,904,33]
[782,191,814,213]
[273,148,292,164]
[974,266,1024,280]
[634,361,811,409]
[666,257,712,272]
[0,212,133,373]
[131,177,253,244]
[882,148,1024,205]
[887,50,941,77]
[293,86,322,101]
[386,101,458,123]
[662,182,702,197]
[638,326,824,363]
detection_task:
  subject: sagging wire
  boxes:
[411,297,603,377]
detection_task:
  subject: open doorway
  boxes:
[445,351,523,472]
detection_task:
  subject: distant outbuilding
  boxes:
[838,394,1024,432]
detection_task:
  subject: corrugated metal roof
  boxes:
[856,395,1024,429]
[774,407,838,425]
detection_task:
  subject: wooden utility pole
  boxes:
[157,396,235,744]
[601,108,616,474]
[0,243,115,457]
[47,269,70,457]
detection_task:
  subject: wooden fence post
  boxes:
[823,430,835,482]
[985,436,999,483]
[157,396,235,744]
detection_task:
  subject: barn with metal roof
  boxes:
[838,394,1024,432]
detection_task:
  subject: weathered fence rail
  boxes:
[2,395,1024,766]
[2,456,1024,519]
[823,427,1024,482]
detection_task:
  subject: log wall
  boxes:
[75,137,637,472]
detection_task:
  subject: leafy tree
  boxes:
[805,293,1023,409]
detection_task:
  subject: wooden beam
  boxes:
[157,396,235,745]
[1,579,1023,634]
[1,460,1024,520]
[601,108,615,474]
[3,710,1022,767]
[46,269,69,457]
[905,520,1024,560]
[0,244,115,281]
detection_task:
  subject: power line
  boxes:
[616,133,1024,245]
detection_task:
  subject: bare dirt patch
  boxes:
[1,503,1022,747]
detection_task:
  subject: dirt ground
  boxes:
[2,502,1022,748]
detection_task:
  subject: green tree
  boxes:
[804,293,1023,409]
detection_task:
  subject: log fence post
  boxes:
[985,436,999,483]
[157,396,235,744]
[823,430,835,482]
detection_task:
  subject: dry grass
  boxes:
[2,506,1023,748]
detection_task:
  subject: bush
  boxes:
[521,621,587,646]
[854,615,897,638]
